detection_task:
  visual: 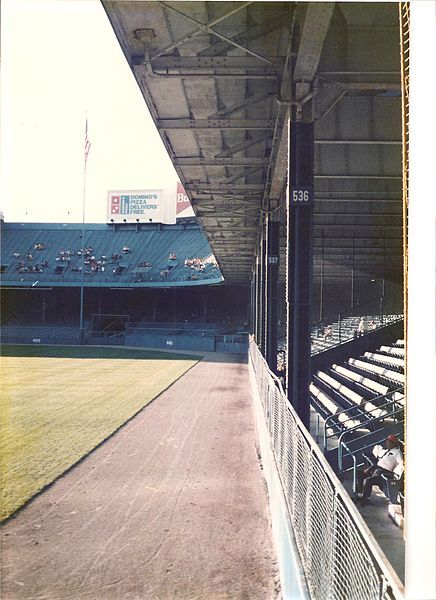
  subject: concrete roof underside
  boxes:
[102,1,403,285]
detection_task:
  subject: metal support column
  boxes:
[286,119,314,429]
[319,228,324,321]
[250,273,255,333]
[258,233,267,354]
[351,233,355,309]
[266,214,280,373]
[255,254,261,344]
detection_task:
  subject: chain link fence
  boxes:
[249,339,404,600]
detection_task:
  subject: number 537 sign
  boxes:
[290,186,314,205]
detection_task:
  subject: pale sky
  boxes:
[0,0,179,223]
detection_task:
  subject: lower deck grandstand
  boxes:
[0,217,249,352]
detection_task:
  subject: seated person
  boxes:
[356,434,403,503]
[323,325,333,340]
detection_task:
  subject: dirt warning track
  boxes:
[1,353,280,600]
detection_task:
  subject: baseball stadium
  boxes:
[1,2,435,600]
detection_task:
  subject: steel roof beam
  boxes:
[143,72,278,80]
[269,5,335,201]
[313,224,402,229]
[293,3,335,82]
[158,118,274,129]
[315,196,402,204]
[315,190,401,195]
[148,57,284,70]
[149,1,254,62]
[314,175,401,180]
[315,139,401,145]
[186,183,264,192]
[193,198,260,205]
[175,157,268,166]
[223,166,265,183]
[197,11,289,58]
[208,92,274,119]
[314,210,401,216]
[318,71,401,76]
[311,235,403,240]
[159,1,274,65]
[269,114,289,200]
[215,133,272,158]
[347,83,400,91]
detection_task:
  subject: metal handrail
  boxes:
[323,386,404,451]
[311,291,403,329]
[337,414,404,473]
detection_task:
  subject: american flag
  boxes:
[84,117,91,164]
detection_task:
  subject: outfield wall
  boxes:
[125,332,216,352]
[1,325,248,354]
[1,326,81,346]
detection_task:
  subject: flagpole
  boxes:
[80,116,91,344]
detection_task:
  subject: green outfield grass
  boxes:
[0,345,199,521]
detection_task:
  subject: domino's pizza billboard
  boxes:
[107,190,164,223]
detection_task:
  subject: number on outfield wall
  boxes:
[32,338,41,343]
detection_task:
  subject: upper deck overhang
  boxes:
[102,1,403,285]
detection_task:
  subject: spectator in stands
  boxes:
[323,325,333,340]
[122,245,131,253]
[357,317,367,337]
[277,352,286,388]
[356,434,403,504]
